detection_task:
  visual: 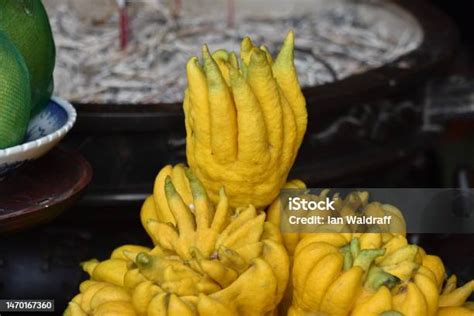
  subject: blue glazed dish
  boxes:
[0,97,76,178]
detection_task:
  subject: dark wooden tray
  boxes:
[0,148,93,233]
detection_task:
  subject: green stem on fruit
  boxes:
[365,266,399,291]
[353,248,386,272]
[350,238,360,259]
[343,251,353,271]
[136,252,152,268]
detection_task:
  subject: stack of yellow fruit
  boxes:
[67,165,288,315]
[65,32,474,316]
[288,233,474,316]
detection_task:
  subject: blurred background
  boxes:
[1,0,474,311]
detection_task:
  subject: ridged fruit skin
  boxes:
[0,0,55,115]
[184,31,307,209]
[288,232,474,316]
[0,31,31,149]
[65,165,289,316]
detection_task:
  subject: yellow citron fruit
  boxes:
[184,31,307,209]
[123,269,147,290]
[289,234,394,315]
[422,255,446,291]
[67,164,289,315]
[137,165,288,314]
[287,232,473,316]
[81,258,128,287]
[93,301,136,316]
[392,282,428,316]
[88,285,130,311]
[437,306,474,316]
[439,280,474,307]
[288,230,474,316]
[351,286,393,316]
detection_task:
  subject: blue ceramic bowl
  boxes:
[0,97,76,178]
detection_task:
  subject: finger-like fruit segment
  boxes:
[202,45,238,163]
[89,285,130,311]
[437,306,474,316]
[352,286,392,316]
[185,33,307,209]
[392,283,428,316]
[320,267,364,316]
[439,281,474,307]
[422,255,446,290]
[85,259,128,287]
[272,31,307,147]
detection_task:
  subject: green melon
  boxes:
[0,0,55,115]
[0,31,31,149]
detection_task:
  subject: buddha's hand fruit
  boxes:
[184,31,307,209]
[0,31,31,149]
[289,234,392,316]
[287,233,473,316]
[65,164,289,315]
